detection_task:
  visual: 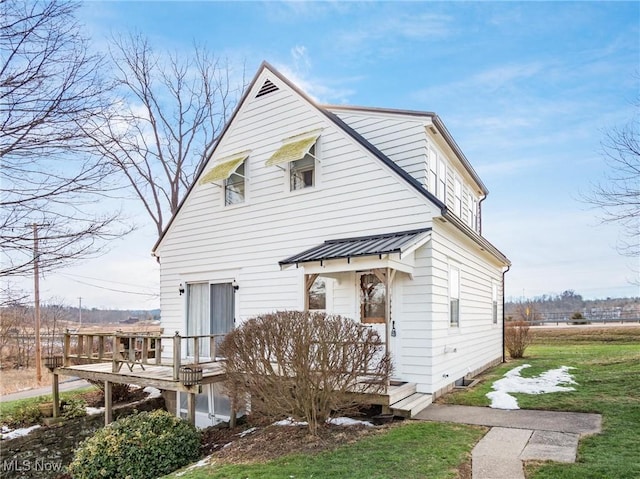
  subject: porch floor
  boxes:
[55,361,226,393]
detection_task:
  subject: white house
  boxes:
[152,62,511,425]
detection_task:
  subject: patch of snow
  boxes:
[143,386,162,399]
[487,364,577,409]
[237,426,258,437]
[85,406,104,416]
[327,417,374,427]
[1,425,41,440]
[273,417,308,426]
[273,416,374,427]
[175,456,211,476]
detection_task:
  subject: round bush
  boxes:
[68,409,201,479]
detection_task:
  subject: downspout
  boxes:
[502,264,511,363]
[478,195,486,236]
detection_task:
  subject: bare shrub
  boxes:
[505,320,532,359]
[219,311,391,435]
[88,380,134,403]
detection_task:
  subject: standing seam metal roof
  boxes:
[279,228,431,265]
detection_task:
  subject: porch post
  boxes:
[384,267,391,358]
[104,380,113,426]
[187,392,196,425]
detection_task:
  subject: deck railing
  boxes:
[63,330,227,381]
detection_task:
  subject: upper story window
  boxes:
[266,130,321,192]
[467,193,478,232]
[225,160,245,205]
[454,178,462,216]
[438,159,447,202]
[290,144,315,190]
[198,151,250,207]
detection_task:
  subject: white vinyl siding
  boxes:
[157,67,506,395]
[330,112,429,186]
[429,220,504,392]
[157,70,437,336]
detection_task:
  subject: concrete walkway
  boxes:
[415,404,602,479]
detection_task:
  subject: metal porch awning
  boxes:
[280,228,432,273]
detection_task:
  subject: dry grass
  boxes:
[531,325,640,343]
[0,368,54,395]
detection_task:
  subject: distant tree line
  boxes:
[506,291,640,321]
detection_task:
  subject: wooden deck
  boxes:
[48,329,431,425]
[55,361,226,393]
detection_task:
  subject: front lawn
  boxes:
[441,326,640,479]
[167,421,485,479]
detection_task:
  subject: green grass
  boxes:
[167,422,484,479]
[0,387,93,426]
[441,327,640,479]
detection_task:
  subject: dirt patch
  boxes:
[201,420,385,464]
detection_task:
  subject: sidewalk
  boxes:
[415,404,602,479]
[0,378,92,402]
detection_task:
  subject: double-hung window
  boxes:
[438,159,447,202]
[492,282,498,324]
[454,178,462,216]
[225,161,245,205]
[449,265,460,327]
[290,144,315,190]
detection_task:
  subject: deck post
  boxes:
[52,373,60,418]
[104,380,113,426]
[187,392,196,425]
[173,332,181,380]
[155,338,162,365]
[98,336,105,361]
[63,330,71,367]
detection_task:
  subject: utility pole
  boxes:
[31,222,48,384]
[78,297,82,328]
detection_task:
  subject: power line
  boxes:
[56,271,157,290]
[61,276,159,297]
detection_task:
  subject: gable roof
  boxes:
[152,61,509,266]
[325,105,488,196]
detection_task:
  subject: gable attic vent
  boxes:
[255,79,279,98]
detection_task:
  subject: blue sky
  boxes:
[29,1,639,309]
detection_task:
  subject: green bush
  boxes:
[61,397,87,420]
[2,401,43,428]
[68,409,201,479]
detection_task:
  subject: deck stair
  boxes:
[389,391,433,418]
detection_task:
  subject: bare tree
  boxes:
[513,301,542,323]
[1,0,125,277]
[586,114,639,257]
[89,34,245,238]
